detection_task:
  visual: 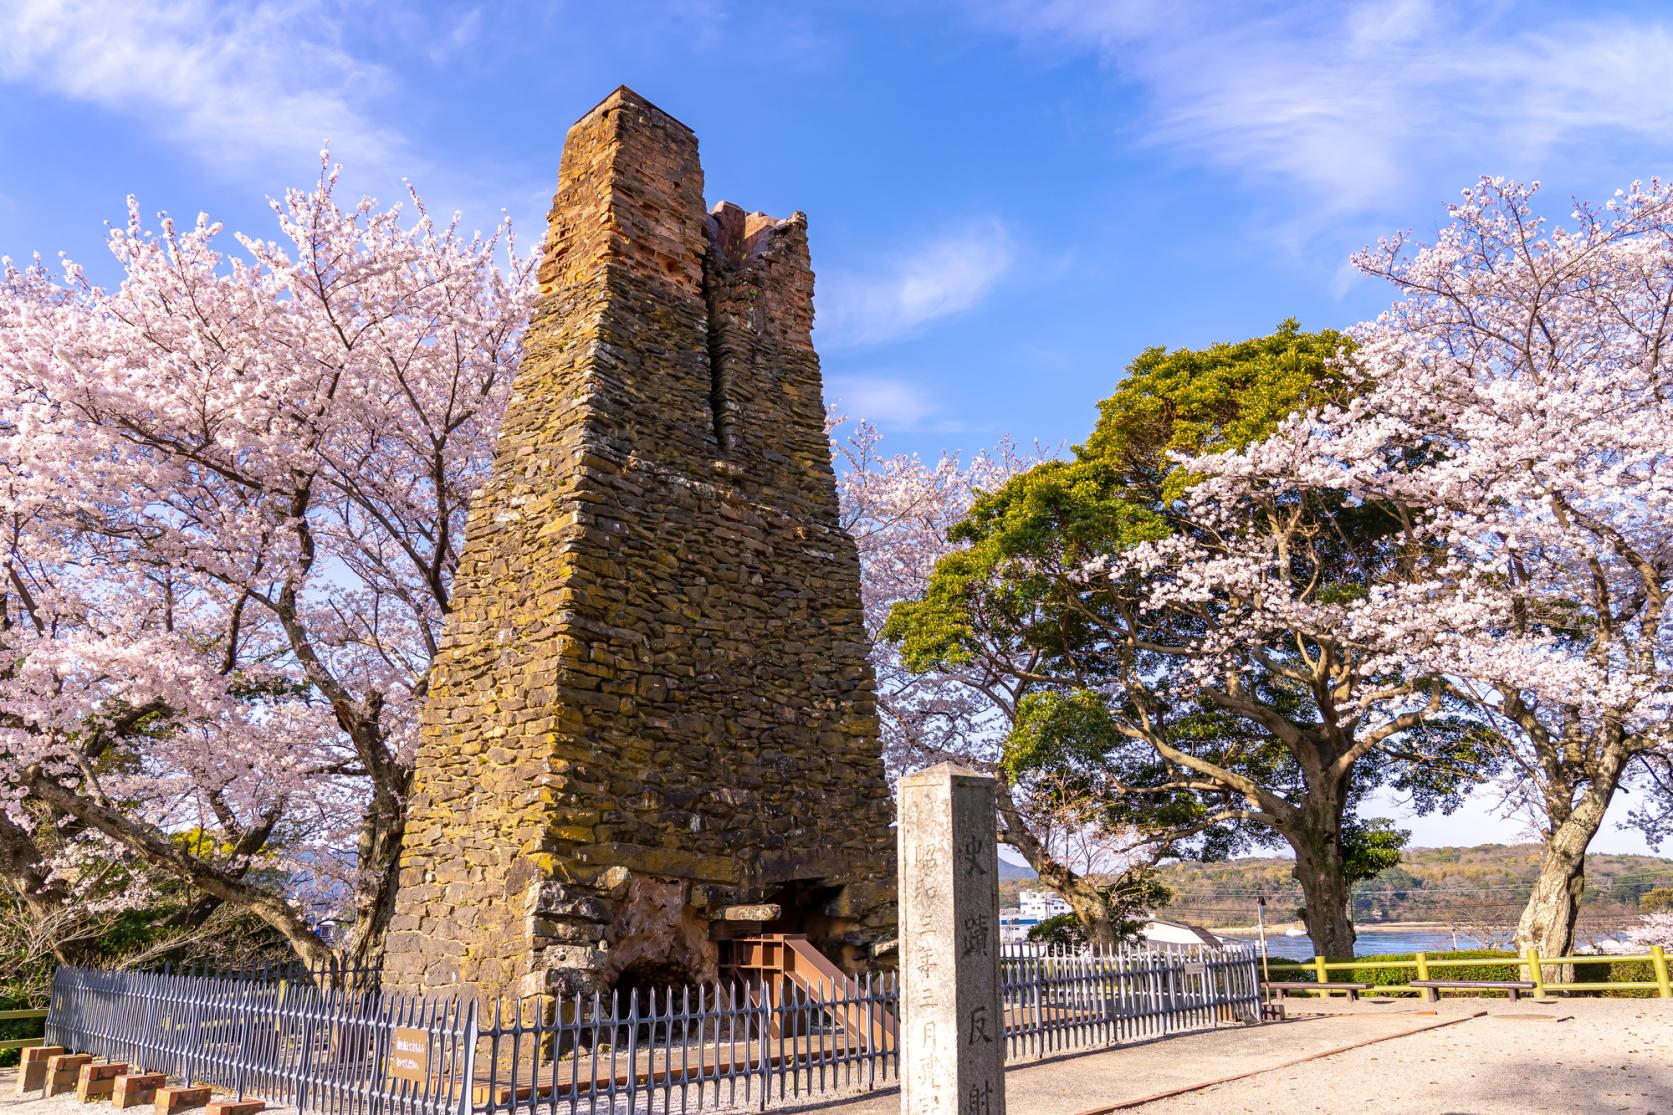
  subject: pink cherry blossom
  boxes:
[0,157,535,964]
[1135,178,1673,956]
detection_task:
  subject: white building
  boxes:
[998,911,1034,946]
[1139,919,1224,949]
[1018,889,1073,921]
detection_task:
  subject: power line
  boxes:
[1163,875,1673,899]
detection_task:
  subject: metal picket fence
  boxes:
[477,972,900,1115]
[45,966,475,1115]
[45,943,1258,1115]
[1000,942,1260,1060]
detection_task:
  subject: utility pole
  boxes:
[1256,896,1270,982]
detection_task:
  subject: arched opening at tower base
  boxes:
[601,876,719,999]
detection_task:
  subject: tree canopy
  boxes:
[886,320,1490,958]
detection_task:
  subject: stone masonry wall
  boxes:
[383,87,896,1004]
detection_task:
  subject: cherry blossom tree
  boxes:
[1329,178,1672,957]
[834,420,1034,775]
[990,443,1463,959]
[1190,179,1673,957]
[1627,912,1673,950]
[0,160,535,969]
[886,325,1490,959]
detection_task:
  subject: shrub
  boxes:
[1027,913,1086,949]
[1347,949,1523,990]
[1271,948,1665,998]
[0,992,42,1069]
[1639,888,1673,913]
[1572,958,1659,998]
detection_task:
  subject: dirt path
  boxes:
[1138,999,1671,1114]
[807,999,1671,1115]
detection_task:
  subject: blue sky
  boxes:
[2,0,1670,855]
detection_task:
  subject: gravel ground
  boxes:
[806,998,1673,1115]
[1142,998,1672,1115]
[6,998,1669,1115]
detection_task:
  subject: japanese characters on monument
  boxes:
[898,764,1005,1115]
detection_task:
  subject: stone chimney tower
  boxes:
[383,88,896,1004]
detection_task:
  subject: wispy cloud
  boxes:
[826,371,989,435]
[816,217,1015,347]
[971,0,1673,216]
[0,0,408,182]
[827,374,940,431]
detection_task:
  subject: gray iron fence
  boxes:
[1000,943,1260,1060]
[478,973,900,1115]
[46,966,475,1115]
[46,943,1258,1114]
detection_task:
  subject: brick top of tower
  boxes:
[571,84,697,133]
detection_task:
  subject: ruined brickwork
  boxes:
[383,87,896,1003]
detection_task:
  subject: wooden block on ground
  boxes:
[47,1054,96,1096]
[113,1074,167,1110]
[78,1061,131,1102]
[204,1100,264,1115]
[153,1086,212,1115]
[16,1046,67,1094]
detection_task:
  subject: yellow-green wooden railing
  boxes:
[1263,945,1671,998]
[0,1007,48,1053]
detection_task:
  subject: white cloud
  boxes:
[0,0,408,181]
[1328,258,1364,300]
[972,0,1673,216]
[826,374,941,431]
[816,217,1015,347]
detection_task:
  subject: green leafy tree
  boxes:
[1640,887,1673,914]
[1025,870,1173,948]
[887,323,1491,958]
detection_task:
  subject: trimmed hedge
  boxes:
[1273,949,1521,987]
[1350,949,1522,989]
[1572,958,1658,998]
[1272,949,1664,997]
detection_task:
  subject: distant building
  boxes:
[998,910,1034,945]
[997,890,1077,945]
[998,891,1222,950]
[1019,889,1074,921]
[1140,919,1224,949]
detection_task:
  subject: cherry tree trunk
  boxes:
[1516,749,1625,960]
[1516,844,1587,961]
[1050,873,1123,949]
[1290,822,1357,960]
[341,772,410,972]
[1517,800,1607,958]
[994,782,1122,948]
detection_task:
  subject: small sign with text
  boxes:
[389,1028,429,1084]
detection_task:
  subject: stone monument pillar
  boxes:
[382,87,896,1004]
[897,765,1006,1115]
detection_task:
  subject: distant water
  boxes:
[1248,928,1507,960]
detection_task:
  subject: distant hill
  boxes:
[998,856,1038,881]
[1152,844,1673,928]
